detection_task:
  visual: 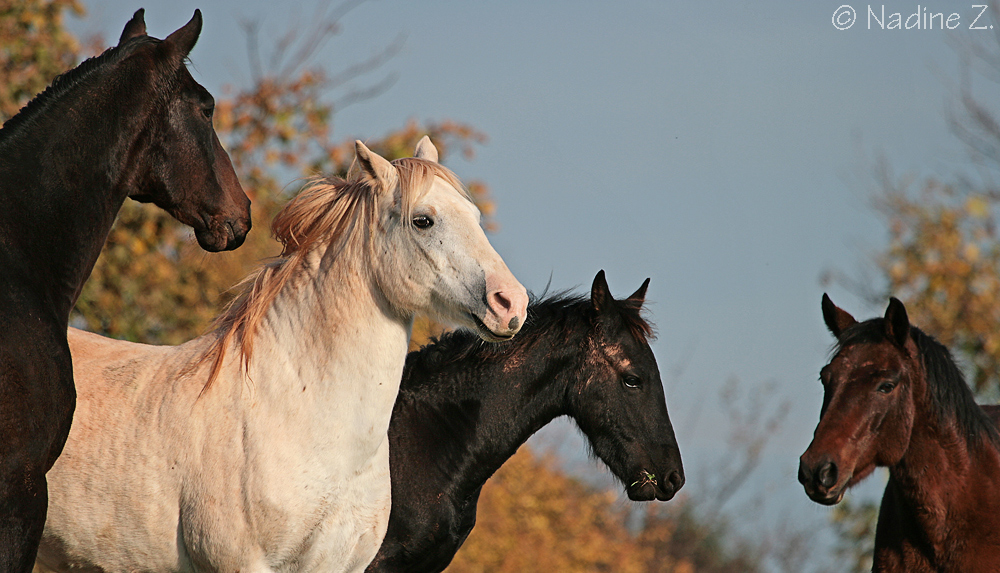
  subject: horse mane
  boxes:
[837,320,1000,450]
[0,36,160,142]
[404,291,655,386]
[201,157,470,392]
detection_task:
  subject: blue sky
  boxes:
[70,0,1000,564]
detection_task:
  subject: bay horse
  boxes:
[0,9,250,570]
[799,295,1000,572]
[367,271,685,573]
[35,138,528,573]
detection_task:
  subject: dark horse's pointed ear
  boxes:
[591,270,613,313]
[884,297,910,348]
[118,9,147,45]
[627,278,650,306]
[822,293,857,338]
[163,9,203,59]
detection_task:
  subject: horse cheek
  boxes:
[877,394,914,466]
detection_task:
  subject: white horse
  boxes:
[36,138,528,573]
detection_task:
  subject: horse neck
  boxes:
[244,245,412,446]
[0,65,157,318]
[398,317,583,494]
[889,371,1000,537]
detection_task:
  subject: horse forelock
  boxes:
[391,157,473,216]
[615,297,656,342]
[200,158,470,393]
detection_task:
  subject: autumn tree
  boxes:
[0,0,84,122]
[862,5,1000,395]
[446,447,761,573]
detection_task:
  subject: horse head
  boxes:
[799,295,918,505]
[358,138,528,341]
[118,9,251,252]
[570,271,684,501]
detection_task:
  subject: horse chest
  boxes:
[205,433,393,573]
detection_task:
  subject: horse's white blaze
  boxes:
[36,139,526,573]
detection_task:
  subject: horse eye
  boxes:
[622,375,642,389]
[202,106,214,120]
[877,382,896,394]
[412,215,434,229]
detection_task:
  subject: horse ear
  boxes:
[164,9,202,59]
[591,270,613,313]
[627,278,650,306]
[118,9,147,45]
[413,136,439,163]
[884,297,910,348]
[822,293,857,338]
[355,141,398,189]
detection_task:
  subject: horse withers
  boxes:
[367,271,684,573]
[799,295,1000,572]
[0,10,250,571]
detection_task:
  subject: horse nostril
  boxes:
[818,460,838,489]
[667,470,684,492]
[507,316,519,331]
[490,290,513,314]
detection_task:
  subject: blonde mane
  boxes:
[201,157,471,392]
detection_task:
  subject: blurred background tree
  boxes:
[446,448,759,573]
[862,4,1000,396]
[0,0,84,121]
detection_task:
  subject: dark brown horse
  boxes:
[0,10,250,570]
[799,295,1000,572]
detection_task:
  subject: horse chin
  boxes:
[809,488,846,506]
[193,219,249,252]
[626,482,658,502]
[803,481,848,506]
[467,312,516,342]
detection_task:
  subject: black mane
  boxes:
[838,319,1000,449]
[0,36,159,142]
[407,292,585,368]
[403,291,654,386]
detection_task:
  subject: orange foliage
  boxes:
[447,449,712,573]
[877,179,1000,392]
[0,0,84,122]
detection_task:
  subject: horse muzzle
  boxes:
[195,213,251,252]
[477,282,528,341]
[626,467,685,502]
[798,456,848,506]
